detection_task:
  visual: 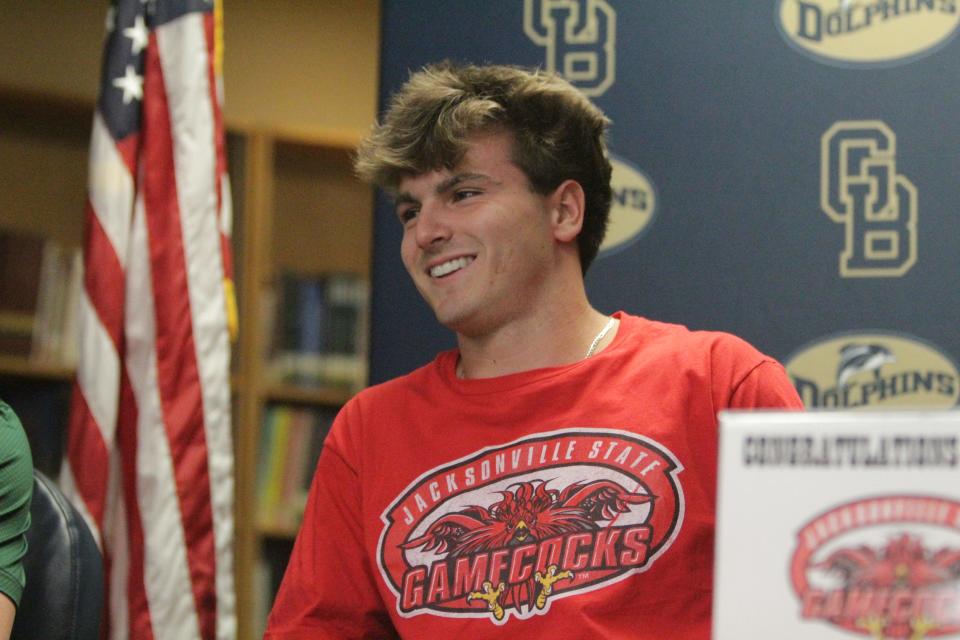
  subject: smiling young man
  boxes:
[264,63,802,639]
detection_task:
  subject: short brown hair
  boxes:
[355,62,613,273]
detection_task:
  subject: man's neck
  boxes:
[455,298,615,379]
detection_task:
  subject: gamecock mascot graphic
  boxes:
[401,478,653,617]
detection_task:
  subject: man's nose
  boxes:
[414,203,452,249]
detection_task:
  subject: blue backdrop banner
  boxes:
[369,1,960,411]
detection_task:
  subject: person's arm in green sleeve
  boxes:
[0,401,34,640]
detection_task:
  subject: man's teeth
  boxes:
[430,256,474,278]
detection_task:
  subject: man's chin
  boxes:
[436,311,503,340]
[430,303,477,335]
[433,309,469,333]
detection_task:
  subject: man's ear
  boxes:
[550,179,586,243]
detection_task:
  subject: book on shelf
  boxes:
[253,556,271,637]
[0,230,45,357]
[255,404,335,533]
[0,230,83,367]
[267,271,369,392]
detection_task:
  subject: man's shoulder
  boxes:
[626,314,764,361]
[623,314,799,405]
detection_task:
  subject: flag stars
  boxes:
[123,15,149,54]
[113,65,144,104]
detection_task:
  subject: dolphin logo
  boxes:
[836,344,896,387]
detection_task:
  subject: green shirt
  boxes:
[0,401,32,607]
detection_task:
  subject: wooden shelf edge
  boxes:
[0,84,364,152]
[257,520,301,541]
[224,118,364,151]
[261,383,357,407]
[269,125,363,150]
[0,83,94,113]
[0,355,75,381]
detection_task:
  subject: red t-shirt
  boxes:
[265,313,803,639]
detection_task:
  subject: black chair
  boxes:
[11,470,104,640]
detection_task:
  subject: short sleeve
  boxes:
[730,361,804,409]
[0,402,34,607]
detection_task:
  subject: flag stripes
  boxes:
[63,2,235,638]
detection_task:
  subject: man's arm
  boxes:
[264,418,397,639]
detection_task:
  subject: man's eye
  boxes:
[453,189,480,202]
[398,208,419,224]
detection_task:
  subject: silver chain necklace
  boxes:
[584,316,617,359]
[456,316,617,378]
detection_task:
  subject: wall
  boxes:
[0,1,381,132]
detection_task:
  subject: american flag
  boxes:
[62,1,236,638]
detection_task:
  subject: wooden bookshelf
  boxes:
[0,85,373,640]
[229,120,372,634]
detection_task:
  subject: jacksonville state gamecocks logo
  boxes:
[376,428,685,624]
[791,496,960,639]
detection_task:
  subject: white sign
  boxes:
[714,411,960,640]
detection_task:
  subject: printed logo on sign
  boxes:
[376,429,684,624]
[791,496,960,638]
[600,156,657,256]
[524,0,616,96]
[822,121,918,278]
[776,0,960,68]
[785,331,960,409]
